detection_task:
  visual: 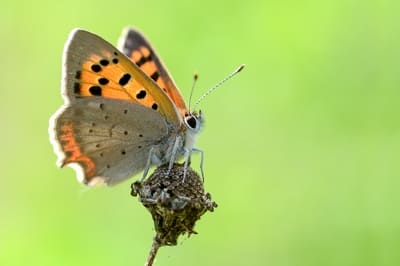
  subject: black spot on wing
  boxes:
[119,73,131,86]
[89,86,102,96]
[150,71,159,81]
[74,82,80,93]
[91,64,101,72]
[136,90,147,99]
[135,56,146,67]
[99,59,109,66]
[135,54,153,67]
[98,78,109,85]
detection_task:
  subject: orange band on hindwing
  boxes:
[59,122,96,177]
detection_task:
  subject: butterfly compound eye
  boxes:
[185,116,197,129]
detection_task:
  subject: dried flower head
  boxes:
[131,163,217,265]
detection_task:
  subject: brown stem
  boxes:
[145,238,160,266]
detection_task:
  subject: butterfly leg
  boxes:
[192,147,205,181]
[141,146,156,182]
[183,148,192,182]
[167,136,181,175]
[182,147,192,182]
[182,147,204,182]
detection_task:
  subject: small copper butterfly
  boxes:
[49,27,243,186]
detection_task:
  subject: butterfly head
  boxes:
[183,111,202,151]
[184,110,203,133]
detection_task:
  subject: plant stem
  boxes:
[145,238,160,266]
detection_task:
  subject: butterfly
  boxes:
[49,27,205,186]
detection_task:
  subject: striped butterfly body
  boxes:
[49,28,202,185]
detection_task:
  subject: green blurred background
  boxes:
[1,0,400,265]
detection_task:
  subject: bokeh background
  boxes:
[1,0,399,265]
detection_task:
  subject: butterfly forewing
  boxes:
[118,27,188,116]
[64,29,180,125]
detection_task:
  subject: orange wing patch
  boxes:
[58,122,96,179]
[74,52,160,111]
[130,46,166,90]
[126,44,188,116]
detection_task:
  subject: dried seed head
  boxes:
[131,163,217,247]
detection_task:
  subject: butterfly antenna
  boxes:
[188,73,199,112]
[193,64,245,111]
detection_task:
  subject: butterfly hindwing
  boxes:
[63,29,180,125]
[51,97,174,185]
[118,27,188,116]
